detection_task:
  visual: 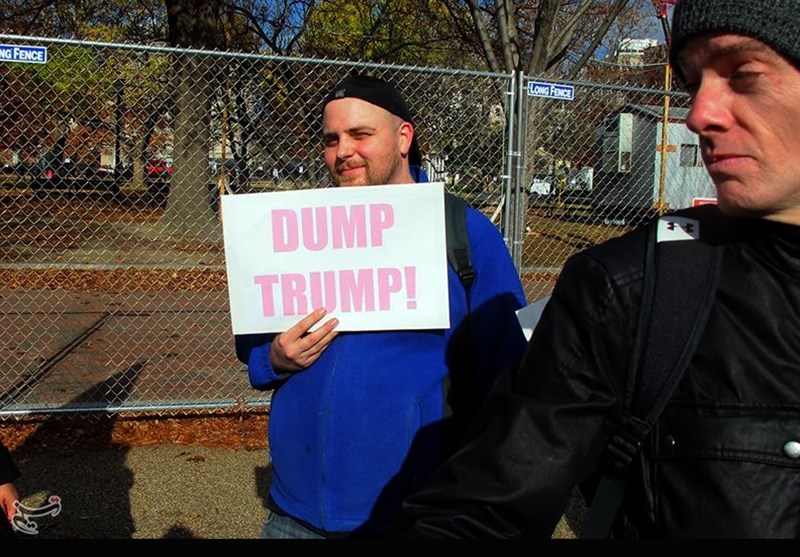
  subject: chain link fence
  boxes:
[513,74,714,300]
[0,35,712,418]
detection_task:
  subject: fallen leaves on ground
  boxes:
[0,411,269,451]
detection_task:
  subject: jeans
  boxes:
[260,510,325,539]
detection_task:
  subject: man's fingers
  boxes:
[271,313,339,371]
[305,317,339,343]
[284,308,328,341]
[292,317,339,361]
[300,319,339,359]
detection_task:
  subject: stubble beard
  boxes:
[334,157,400,187]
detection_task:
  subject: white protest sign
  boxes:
[221,182,449,334]
[516,296,550,341]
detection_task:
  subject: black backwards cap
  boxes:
[670,0,800,82]
[322,74,422,166]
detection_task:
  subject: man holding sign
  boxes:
[235,74,527,538]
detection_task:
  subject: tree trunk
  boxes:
[163,52,219,238]
[161,0,222,240]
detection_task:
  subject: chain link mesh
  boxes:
[515,75,712,300]
[0,35,710,417]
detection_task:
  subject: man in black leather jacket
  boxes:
[399,0,800,539]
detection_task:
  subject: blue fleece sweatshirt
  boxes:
[235,182,527,536]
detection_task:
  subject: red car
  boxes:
[145,158,173,181]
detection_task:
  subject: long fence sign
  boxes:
[0,44,47,64]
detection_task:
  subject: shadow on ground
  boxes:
[7,369,271,539]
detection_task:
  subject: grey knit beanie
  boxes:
[670,0,800,75]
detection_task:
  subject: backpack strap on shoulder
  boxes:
[444,191,476,296]
[580,212,723,539]
[440,191,479,454]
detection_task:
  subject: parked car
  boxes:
[275,160,309,181]
[144,158,173,201]
[91,163,115,177]
[208,158,237,178]
[29,155,119,195]
[145,158,242,209]
[1,162,29,176]
[145,158,173,181]
[529,175,554,197]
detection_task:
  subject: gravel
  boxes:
[12,443,269,539]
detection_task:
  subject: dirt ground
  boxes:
[0,411,269,452]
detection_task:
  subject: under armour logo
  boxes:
[658,216,701,242]
[665,220,695,234]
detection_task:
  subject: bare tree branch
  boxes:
[527,0,560,75]
[565,0,629,79]
[464,0,501,73]
[496,0,519,71]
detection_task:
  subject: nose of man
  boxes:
[685,78,735,136]
[334,135,357,161]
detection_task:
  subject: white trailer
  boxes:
[592,104,716,217]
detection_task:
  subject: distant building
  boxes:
[593,103,716,217]
[612,38,659,65]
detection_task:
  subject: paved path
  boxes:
[12,443,268,539]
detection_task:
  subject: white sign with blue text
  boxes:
[527,80,574,101]
[0,44,48,64]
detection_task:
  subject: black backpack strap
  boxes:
[580,213,722,539]
[440,191,479,454]
[444,192,476,298]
